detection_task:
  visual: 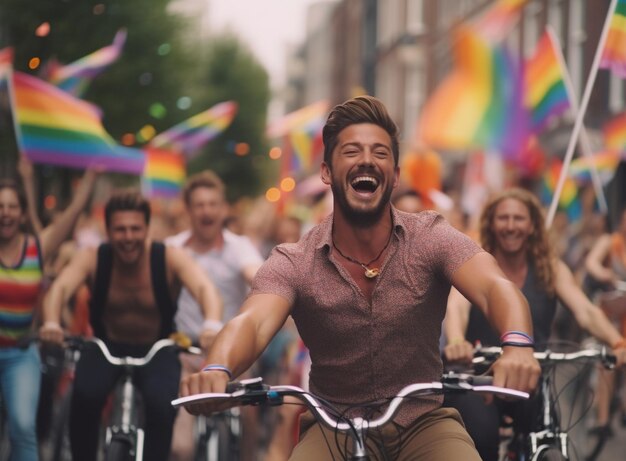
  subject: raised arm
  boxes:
[443,287,473,363]
[39,248,96,344]
[585,234,615,286]
[17,156,43,234]
[39,168,99,261]
[451,251,541,392]
[167,246,224,348]
[179,293,291,415]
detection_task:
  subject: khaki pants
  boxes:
[289,407,480,461]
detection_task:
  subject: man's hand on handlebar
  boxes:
[179,368,231,416]
[444,339,474,363]
[39,321,65,345]
[492,346,541,395]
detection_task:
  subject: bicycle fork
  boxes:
[107,373,145,461]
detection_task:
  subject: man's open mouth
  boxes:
[350,175,379,193]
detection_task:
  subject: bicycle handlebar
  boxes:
[171,372,529,432]
[473,346,616,370]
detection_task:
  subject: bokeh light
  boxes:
[121,133,136,146]
[44,194,57,210]
[157,43,171,56]
[234,142,250,156]
[269,147,282,160]
[137,125,156,143]
[265,187,281,202]
[280,177,296,192]
[35,23,50,37]
[139,72,153,86]
[149,102,167,119]
[93,4,106,15]
[177,96,192,110]
[28,57,41,70]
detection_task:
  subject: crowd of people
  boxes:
[0,95,625,460]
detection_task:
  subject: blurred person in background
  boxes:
[166,171,263,461]
[444,188,626,461]
[39,189,222,461]
[584,207,626,432]
[1,159,98,461]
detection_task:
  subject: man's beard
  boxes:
[330,181,393,228]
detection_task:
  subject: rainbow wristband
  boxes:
[201,364,233,379]
[500,331,534,348]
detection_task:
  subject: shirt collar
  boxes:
[315,206,405,252]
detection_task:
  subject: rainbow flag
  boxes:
[148,101,238,158]
[601,0,626,77]
[476,0,528,41]
[570,150,621,184]
[603,111,626,150]
[9,71,144,174]
[141,147,186,198]
[525,31,570,132]
[268,100,328,174]
[418,26,528,158]
[47,29,127,96]
[0,47,13,87]
[541,157,581,220]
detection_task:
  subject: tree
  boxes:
[0,0,273,201]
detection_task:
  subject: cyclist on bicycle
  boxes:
[0,161,97,461]
[39,189,223,461]
[584,207,626,431]
[180,96,540,461]
[166,170,264,461]
[443,188,626,461]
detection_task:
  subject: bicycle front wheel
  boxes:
[531,445,567,461]
[105,438,133,461]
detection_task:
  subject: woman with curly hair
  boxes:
[443,187,626,461]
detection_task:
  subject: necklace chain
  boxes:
[332,231,392,279]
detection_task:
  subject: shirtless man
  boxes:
[39,189,222,461]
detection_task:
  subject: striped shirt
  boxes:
[0,234,43,346]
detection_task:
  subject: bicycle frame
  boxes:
[173,373,529,461]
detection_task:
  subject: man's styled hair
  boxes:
[104,189,151,228]
[480,188,556,296]
[182,170,226,205]
[322,95,400,166]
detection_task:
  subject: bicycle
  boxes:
[172,373,529,460]
[472,345,616,461]
[192,407,241,461]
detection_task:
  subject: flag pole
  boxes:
[547,26,609,214]
[545,0,618,228]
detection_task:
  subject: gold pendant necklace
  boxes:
[332,232,392,279]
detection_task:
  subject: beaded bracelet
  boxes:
[201,364,233,379]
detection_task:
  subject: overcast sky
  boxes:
[208,0,319,88]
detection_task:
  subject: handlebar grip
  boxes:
[470,375,494,386]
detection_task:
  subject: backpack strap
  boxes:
[90,243,113,340]
[150,242,177,338]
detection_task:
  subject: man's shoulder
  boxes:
[164,230,191,247]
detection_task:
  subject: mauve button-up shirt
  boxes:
[250,207,483,426]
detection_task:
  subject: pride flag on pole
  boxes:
[600,0,626,77]
[475,0,528,41]
[141,147,186,198]
[9,71,144,174]
[525,31,571,132]
[603,111,626,150]
[0,47,13,88]
[418,26,528,158]
[47,29,127,96]
[148,101,238,158]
